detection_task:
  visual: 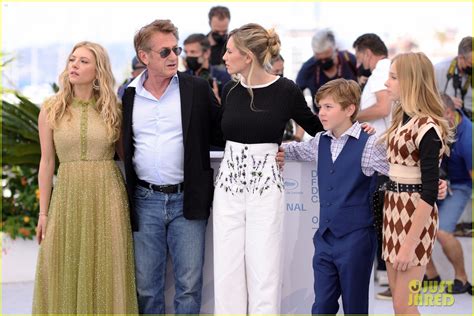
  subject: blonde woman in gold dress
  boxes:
[32,41,138,313]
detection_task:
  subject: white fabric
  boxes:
[213,141,285,314]
[360,58,392,138]
[130,70,184,185]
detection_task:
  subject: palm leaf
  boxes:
[1,93,41,168]
[2,154,40,167]
[15,94,41,122]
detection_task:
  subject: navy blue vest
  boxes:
[317,131,374,237]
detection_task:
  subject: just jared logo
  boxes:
[408,279,455,306]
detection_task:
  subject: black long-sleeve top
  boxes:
[403,113,441,206]
[220,77,323,145]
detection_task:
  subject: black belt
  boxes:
[137,179,184,193]
[386,180,422,193]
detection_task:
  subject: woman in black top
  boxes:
[212,23,323,315]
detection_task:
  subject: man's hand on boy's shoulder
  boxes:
[360,122,376,135]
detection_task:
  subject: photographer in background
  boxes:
[207,5,231,71]
[435,36,473,120]
[117,56,146,98]
[270,54,284,77]
[183,33,231,103]
[296,28,358,111]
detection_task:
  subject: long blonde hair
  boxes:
[227,23,281,111]
[45,41,121,142]
[381,52,453,155]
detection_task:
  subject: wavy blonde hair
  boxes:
[45,41,121,142]
[381,52,453,155]
[227,23,281,111]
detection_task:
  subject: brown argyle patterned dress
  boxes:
[382,116,444,266]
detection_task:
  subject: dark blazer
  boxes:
[121,72,224,231]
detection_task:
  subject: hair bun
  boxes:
[266,28,281,58]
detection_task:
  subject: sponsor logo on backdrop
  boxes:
[284,177,303,195]
[284,178,298,190]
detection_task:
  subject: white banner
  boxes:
[164,159,321,313]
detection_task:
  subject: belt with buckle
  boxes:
[137,179,184,193]
[386,180,422,193]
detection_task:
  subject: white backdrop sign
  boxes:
[164,159,320,313]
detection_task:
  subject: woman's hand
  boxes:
[36,214,48,244]
[360,122,376,135]
[393,242,417,272]
[437,179,448,200]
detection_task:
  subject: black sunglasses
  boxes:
[150,46,182,58]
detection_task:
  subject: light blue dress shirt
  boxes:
[129,70,184,185]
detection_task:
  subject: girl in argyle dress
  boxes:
[381,52,453,315]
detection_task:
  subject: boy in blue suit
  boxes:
[283,79,388,314]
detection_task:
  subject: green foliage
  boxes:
[1,91,41,239]
[2,165,40,240]
[1,93,41,167]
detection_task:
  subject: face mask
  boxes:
[317,58,334,71]
[357,65,372,77]
[212,32,227,45]
[185,56,202,72]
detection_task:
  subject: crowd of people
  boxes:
[31,5,472,315]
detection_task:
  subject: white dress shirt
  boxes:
[129,70,184,185]
[360,58,392,139]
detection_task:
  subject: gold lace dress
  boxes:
[32,99,138,313]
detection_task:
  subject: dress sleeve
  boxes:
[419,128,442,206]
[290,84,323,137]
[283,133,320,162]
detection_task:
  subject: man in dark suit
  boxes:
[120,19,223,314]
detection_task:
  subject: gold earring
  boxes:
[92,79,100,90]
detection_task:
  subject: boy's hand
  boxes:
[276,146,285,171]
[360,122,376,135]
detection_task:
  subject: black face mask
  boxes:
[317,58,334,71]
[212,32,227,45]
[185,56,202,72]
[357,65,372,77]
